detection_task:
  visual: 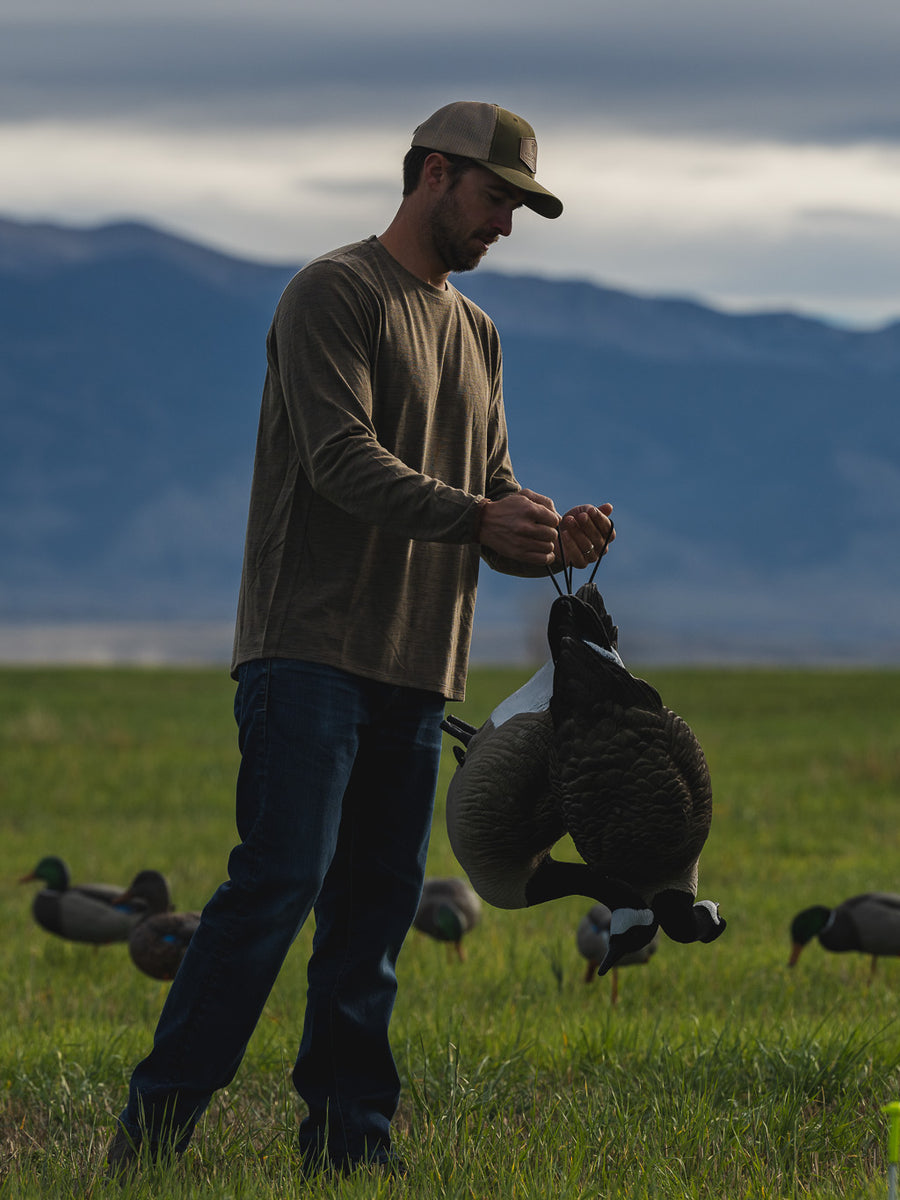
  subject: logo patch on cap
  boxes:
[518,137,537,175]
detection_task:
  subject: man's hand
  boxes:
[478,488,561,565]
[557,503,615,570]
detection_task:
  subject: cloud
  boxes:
[3,4,900,141]
[4,0,900,325]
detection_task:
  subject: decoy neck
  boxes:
[547,584,620,663]
[523,858,646,910]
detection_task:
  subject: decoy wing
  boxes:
[547,583,725,968]
[127,911,201,980]
[444,704,567,909]
[819,893,900,957]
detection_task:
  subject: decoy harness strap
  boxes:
[547,517,615,597]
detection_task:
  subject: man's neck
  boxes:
[378,209,450,289]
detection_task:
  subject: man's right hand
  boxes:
[477,489,560,565]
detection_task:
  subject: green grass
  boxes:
[2,664,900,1197]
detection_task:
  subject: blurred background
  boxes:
[2,0,899,666]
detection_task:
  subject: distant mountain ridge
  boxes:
[1,215,898,664]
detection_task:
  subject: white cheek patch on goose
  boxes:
[610,907,655,935]
[490,659,555,728]
[694,899,722,922]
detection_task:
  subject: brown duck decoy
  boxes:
[114,872,200,981]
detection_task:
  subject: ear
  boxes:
[421,151,452,193]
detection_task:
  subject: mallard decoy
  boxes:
[788,894,900,981]
[576,902,658,1005]
[546,581,724,972]
[18,856,171,945]
[114,872,200,980]
[442,580,725,977]
[413,877,482,960]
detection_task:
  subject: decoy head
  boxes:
[115,870,173,917]
[18,855,70,891]
[434,905,466,944]
[547,583,619,664]
[788,905,832,965]
[595,906,659,976]
[652,889,727,945]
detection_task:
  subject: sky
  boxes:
[4,0,900,328]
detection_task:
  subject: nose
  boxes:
[494,206,514,238]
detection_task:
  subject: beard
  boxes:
[429,188,493,274]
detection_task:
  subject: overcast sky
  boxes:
[4,0,900,326]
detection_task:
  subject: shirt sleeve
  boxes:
[268,261,488,544]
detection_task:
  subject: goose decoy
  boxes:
[114,872,200,980]
[576,901,658,1005]
[413,876,482,961]
[18,856,170,945]
[788,894,900,981]
[546,581,725,973]
[441,579,725,978]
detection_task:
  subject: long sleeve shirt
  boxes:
[231,236,524,701]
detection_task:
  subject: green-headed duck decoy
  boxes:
[114,872,200,980]
[18,856,170,945]
[576,901,659,1005]
[413,876,482,960]
[789,894,900,981]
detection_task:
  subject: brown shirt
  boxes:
[231,237,524,700]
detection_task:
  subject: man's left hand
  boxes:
[557,503,615,570]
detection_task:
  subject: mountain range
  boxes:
[1,215,898,665]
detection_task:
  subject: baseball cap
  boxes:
[411,101,563,219]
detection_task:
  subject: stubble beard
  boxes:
[429,190,491,275]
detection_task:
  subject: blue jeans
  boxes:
[118,658,444,1167]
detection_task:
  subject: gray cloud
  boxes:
[2,6,900,142]
[5,1,900,326]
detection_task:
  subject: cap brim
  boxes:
[475,160,563,219]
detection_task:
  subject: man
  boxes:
[108,100,614,1177]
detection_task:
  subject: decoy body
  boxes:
[577,901,659,1004]
[789,893,900,980]
[18,856,171,945]
[442,581,725,977]
[115,872,200,980]
[413,876,482,960]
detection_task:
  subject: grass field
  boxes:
[2,664,900,1198]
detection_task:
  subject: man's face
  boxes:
[429,163,526,274]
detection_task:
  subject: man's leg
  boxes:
[113,659,362,1156]
[294,679,444,1170]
